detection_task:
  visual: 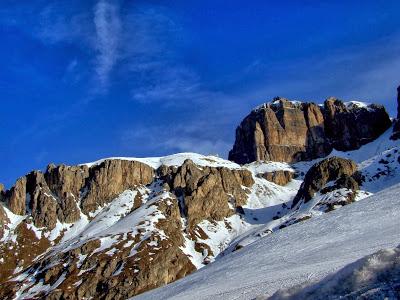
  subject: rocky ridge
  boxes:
[0,90,399,299]
[0,154,258,299]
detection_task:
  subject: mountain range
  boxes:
[0,86,399,299]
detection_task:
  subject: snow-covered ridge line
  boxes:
[251,98,373,113]
[80,152,242,170]
[344,100,371,109]
[252,98,303,112]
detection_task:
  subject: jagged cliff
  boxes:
[229,97,392,164]
[0,155,257,299]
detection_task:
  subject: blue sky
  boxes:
[1,0,400,187]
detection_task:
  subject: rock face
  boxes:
[0,157,256,299]
[229,97,392,164]
[259,170,294,186]
[391,86,400,140]
[10,192,196,300]
[324,98,392,151]
[8,177,27,215]
[291,157,359,208]
[229,98,330,164]
[27,171,59,230]
[159,159,254,229]
[45,164,89,223]
[1,159,155,230]
[0,205,8,239]
[80,160,154,214]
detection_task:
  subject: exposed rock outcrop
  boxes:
[229,98,330,164]
[7,176,27,215]
[259,170,294,186]
[45,164,89,223]
[1,159,155,229]
[81,160,154,214]
[0,156,258,299]
[291,157,359,208]
[391,86,400,140]
[14,192,196,300]
[26,171,59,230]
[0,183,4,200]
[324,98,391,151]
[229,97,392,164]
[160,159,254,229]
[0,205,8,239]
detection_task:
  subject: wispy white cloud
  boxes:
[121,123,232,157]
[34,4,91,45]
[93,0,121,90]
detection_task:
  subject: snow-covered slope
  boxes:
[1,126,399,299]
[135,183,400,300]
[270,245,400,300]
[82,152,242,170]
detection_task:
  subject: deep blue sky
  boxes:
[1,0,400,187]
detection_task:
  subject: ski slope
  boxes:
[135,183,400,300]
[270,245,400,299]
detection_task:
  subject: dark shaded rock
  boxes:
[320,175,359,195]
[292,157,358,208]
[229,98,330,163]
[259,170,294,185]
[0,183,4,201]
[324,98,391,151]
[26,171,58,230]
[391,85,400,140]
[0,205,8,239]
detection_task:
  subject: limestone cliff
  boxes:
[229,97,391,164]
[0,156,255,299]
[229,98,330,164]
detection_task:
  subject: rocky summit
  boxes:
[0,88,399,299]
[229,97,391,164]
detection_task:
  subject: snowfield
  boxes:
[270,245,400,299]
[135,183,400,300]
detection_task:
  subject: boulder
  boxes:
[291,157,358,208]
[259,170,294,186]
